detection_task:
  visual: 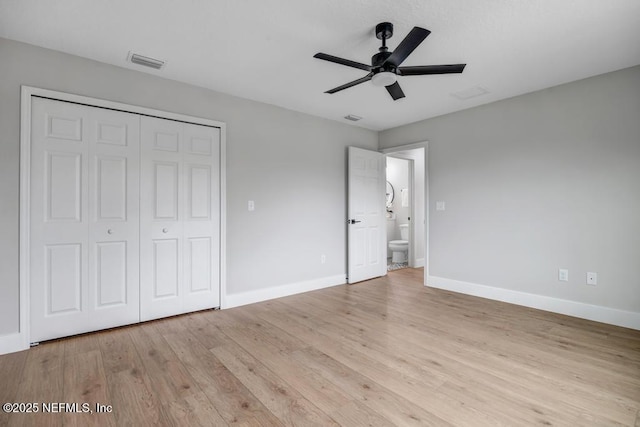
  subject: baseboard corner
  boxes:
[0,332,29,355]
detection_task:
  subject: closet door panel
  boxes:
[45,243,83,314]
[31,99,90,342]
[87,107,140,331]
[96,156,127,220]
[182,124,220,310]
[140,117,184,320]
[46,152,83,221]
[95,241,128,306]
[153,238,180,298]
[154,161,179,220]
[30,99,140,342]
[140,117,220,320]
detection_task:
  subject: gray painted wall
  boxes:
[380,66,640,313]
[0,38,377,336]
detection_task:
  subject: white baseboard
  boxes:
[0,332,29,355]
[224,274,346,309]
[413,258,425,268]
[427,275,640,330]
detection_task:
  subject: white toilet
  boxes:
[389,224,409,263]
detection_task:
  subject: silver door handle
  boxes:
[347,219,362,224]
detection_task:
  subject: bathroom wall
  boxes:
[385,157,410,258]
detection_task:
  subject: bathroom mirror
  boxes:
[386,181,394,205]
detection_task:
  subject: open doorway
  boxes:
[386,156,412,270]
[382,143,428,283]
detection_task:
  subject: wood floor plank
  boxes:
[211,340,340,426]
[312,280,640,425]
[213,312,356,416]
[163,330,282,426]
[106,365,171,425]
[128,323,199,403]
[161,393,229,427]
[297,281,640,423]
[291,347,454,426]
[10,341,65,427]
[98,327,142,375]
[61,349,115,427]
[1,268,639,426]
[0,349,27,426]
[261,299,544,426]
[328,401,398,427]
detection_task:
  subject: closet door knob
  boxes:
[162,228,168,233]
[107,229,114,234]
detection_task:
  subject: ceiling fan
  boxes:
[314,22,466,100]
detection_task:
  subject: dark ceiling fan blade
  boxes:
[385,81,405,100]
[399,64,466,76]
[325,74,373,94]
[385,27,431,67]
[314,53,372,71]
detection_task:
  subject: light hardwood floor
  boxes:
[1,268,639,426]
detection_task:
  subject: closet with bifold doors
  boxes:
[29,97,221,343]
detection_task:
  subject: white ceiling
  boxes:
[1,0,639,131]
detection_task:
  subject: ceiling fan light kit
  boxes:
[314,21,466,100]
[371,71,397,87]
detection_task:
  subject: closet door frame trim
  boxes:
[19,86,227,352]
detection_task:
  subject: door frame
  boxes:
[380,142,429,285]
[18,86,227,352]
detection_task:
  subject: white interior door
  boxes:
[182,123,221,311]
[30,98,140,342]
[140,116,220,321]
[347,146,386,284]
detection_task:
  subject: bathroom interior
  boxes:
[386,156,411,270]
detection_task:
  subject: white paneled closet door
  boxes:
[140,116,220,321]
[30,98,140,342]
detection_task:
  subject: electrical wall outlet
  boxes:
[586,272,597,286]
[558,269,569,282]
[248,200,255,211]
[321,254,326,264]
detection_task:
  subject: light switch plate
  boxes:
[558,269,569,282]
[586,272,597,286]
[436,201,446,211]
[248,200,255,211]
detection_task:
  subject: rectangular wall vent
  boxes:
[344,114,362,122]
[128,52,165,70]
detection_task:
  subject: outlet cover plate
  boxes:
[586,272,597,286]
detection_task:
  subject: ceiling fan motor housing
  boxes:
[373,22,396,73]
[372,51,392,69]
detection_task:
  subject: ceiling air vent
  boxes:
[344,114,362,122]
[451,86,488,100]
[128,52,165,70]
